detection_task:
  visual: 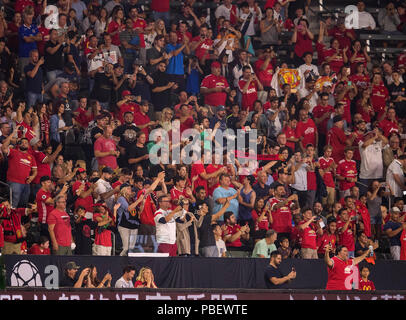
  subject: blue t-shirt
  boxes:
[213,186,239,221]
[24,63,43,94]
[19,24,39,58]
[166,43,184,75]
[383,221,402,246]
[186,68,200,94]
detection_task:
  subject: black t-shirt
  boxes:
[388,82,406,101]
[226,115,240,133]
[74,219,97,255]
[151,71,171,111]
[91,126,104,144]
[264,264,286,289]
[113,124,140,148]
[91,72,114,103]
[146,46,163,73]
[128,144,150,172]
[44,41,64,71]
[198,214,216,248]
[59,274,78,287]
[24,63,44,94]
[253,183,271,200]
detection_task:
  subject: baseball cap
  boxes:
[216,105,225,112]
[120,182,131,190]
[65,261,80,270]
[77,167,86,174]
[211,61,221,68]
[122,90,131,97]
[391,207,401,213]
[102,166,114,174]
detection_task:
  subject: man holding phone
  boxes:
[264,251,296,289]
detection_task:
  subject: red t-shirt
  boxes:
[336,159,357,191]
[133,111,151,140]
[15,0,35,13]
[6,148,37,184]
[254,59,273,87]
[179,117,195,134]
[359,279,376,291]
[47,209,72,247]
[37,26,50,57]
[75,107,93,129]
[282,126,297,151]
[201,74,228,107]
[192,36,214,61]
[323,46,345,74]
[269,198,293,234]
[400,229,406,261]
[251,209,270,231]
[328,27,355,50]
[326,256,355,290]
[317,231,337,254]
[93,213,112,246]
[312,105,334,135]
[72,181,94,213]
[371,84,389,118]
[30,150,51,184]
[133,18,146,30]
[356,98,373,124]
[117,103,139,124]
[36,188,53,224]
[223,224,242,247]
[350,74,370,91]
[299,220,318,250]
[170,187,188,210]
[107,21,125,46]
[206,164,222,197]
[238,79,258,111]
[337,220,355,251]
[16,120,36,142]
[327,126,347,164]
[28,243,51,255]
[378,119,399,138]
[137,190,156,226]
[176,31,193,44]
[294,31,313,58]
[318,157,335,188]
[295,118,317,148]
[356,203,371,238]
[349,52,368,74]
[94,136,118,169]
[191,161,208,193]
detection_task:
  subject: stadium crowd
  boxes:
[0,0,406,263]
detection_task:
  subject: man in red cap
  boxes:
[201,61,230,112]
[116,90,140,124]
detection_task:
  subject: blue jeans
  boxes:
[47,70,63,82]
[8,181,30,208]
[27,92,43,107]
[153,11,170,28]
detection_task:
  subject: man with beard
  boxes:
[264,250,297,288]
[151,61,178,113]
[113,112,140,168]
[94,167,120,211]
[1,133,37,208]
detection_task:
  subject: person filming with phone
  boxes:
[264,251,297,289]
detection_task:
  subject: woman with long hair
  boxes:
[116,184,145,256]
[128,131,150,173]
[49,101,71,150]
[238,175,256,228]
[107,6,125,46]
[35,102,50,146]
[251,198,272,241]
[260,7,280,46]
[159,107,173,132]
[97,8,108,37]
[134,267,158,288]
[84,265,112,288]
[155,19,166,38]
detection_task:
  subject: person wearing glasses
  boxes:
[154,194,186,256]
[48,195,74,255]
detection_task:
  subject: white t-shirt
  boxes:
[114,276,133,288]
[154,208,178,244]
[298,64,319,89]
[359,140,385,179]
[298,87,319,113]
[95,178,114,209]
[386,159,404,197]
[216,239,227,257]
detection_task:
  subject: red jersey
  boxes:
[75,107,93,129]
[327,126,347,164]
[94,136,118,170]
[14,0,35,13]
[317,231,337,254]
[294,32,313,58]
[176,31,192,44]
[350,74,370,91]
[323,46,345,74]
[371,84,389,118]
[282,126,297,151]
[269,197,293,234]
[351,130,364,161]
[299,220,318,250]
[295,118,317,149]
[16,120,36,142]
[6,148,37,184]
[47,209,72,247]
[335,96,351,125]
[28,244,51,255]
[254,58,273,87]
[117,102,139,124]
[359,279,375,291]
[400,229,406,261]
[132,18,146,30]
[30,150,51,184]
[170,187,188,210]
[137,190,156,226]
[238,79,258,111]
[93,213,112,247]
[107,21,125,46]
[326,256,355,290]
[378,119,399,138]
[337,219,355,251]
[192,36,214,61]
[37,26,50,56]
[356,99,373,124]
[328,27,355,50]
[336,159,357,191]
[36,188,53,225]
[223,224,242,247]
[356,203,371,238]
[318,157,335,188]
[201,74,228,107]
[312,104,334,135]
[206,164,223,197]
[251,209,270,231]
[349,52,368,74]
[151,0,169,12]
[133,111,151,140]
[179,117,194,134]
[72,181,94,213]
[191,161,208,193]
